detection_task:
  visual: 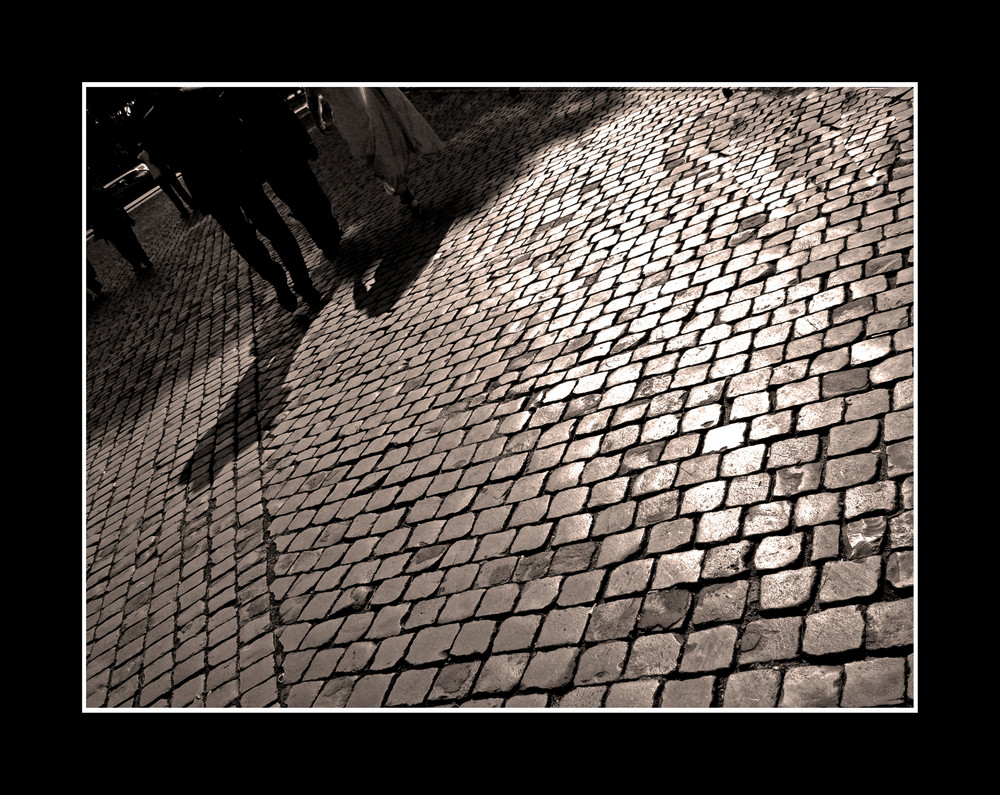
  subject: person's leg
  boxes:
[241,185,322,308]
[87,259,103,295]
[110,225,154,276]
[395,178,422,215]
[156,177,190,218]
[212,201,298,311]
[165,173,199,213]
[267,159,342,256]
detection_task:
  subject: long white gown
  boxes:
[306,87,444,194]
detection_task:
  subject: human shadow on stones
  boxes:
[323,89,626,320]
[177,306,315,492]
[346,201,460,317]
[306,87,624,257]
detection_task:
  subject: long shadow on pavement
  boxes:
[348,201,459,317]
[88,90,625,453]
[177,201,459,491]
[178,306,314,492]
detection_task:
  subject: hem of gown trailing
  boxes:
[320,87,444,195]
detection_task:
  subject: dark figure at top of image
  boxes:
[221,87,343,258]
[142,88,323,313]
[87,183,154,279]
[136,145,199,221]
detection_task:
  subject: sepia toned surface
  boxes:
[85,86,915,709]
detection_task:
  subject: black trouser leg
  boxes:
[167,174,198,211]
[212,200,295,306]
[240,184,315,293]
[267,160,342,254]
[157,177,190,217]
[87,259,102,293]
[109,225,151,271]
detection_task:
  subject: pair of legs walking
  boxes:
[212,183,322,312]
[109,226,154,277]
[157,174,198,219]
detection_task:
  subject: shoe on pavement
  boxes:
[296,283,323,310]
[275,285,298,312]
[320,227,343,259]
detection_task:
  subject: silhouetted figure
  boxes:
[143,88,322,312]
[222,88,343,258]
[87,183,154,278]
[136,146,199,220]
[86,258,103,299]
[304,87,443,215]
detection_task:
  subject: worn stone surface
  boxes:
[652,549,704,589]
[85,86,915,710]
[803,605,865,657]
[842,516,886,559]
[723,669,781,708]
[680,625,739,673]
[817,556,882,605]
[759,567,816,612]
[693,578,750,626]
[739,616,802,664]
[575,641,629,686]
[866,598,914,650]
[659,676,715,708]
[779,665,842,708]
[625,633,683,679]
[841,658,907,707]
[701,540,753,580]
[754,533,804,571]
[886,550,914,590]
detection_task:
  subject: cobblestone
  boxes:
[841,658,907,707]
[759,567,816,611]
[659,676,715,708]
[86,85,915,711]
[779,665,841,707]
[866,598,914,650]
[723,669,781,708]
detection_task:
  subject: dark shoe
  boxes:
[320,227,343,258]
[296,282,323,310]
[275,285,298,312]
[398,188,424,217]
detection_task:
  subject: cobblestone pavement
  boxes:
[84,86,915,710]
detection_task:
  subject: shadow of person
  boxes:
[349,201,458,317]
[178,307,315,492]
